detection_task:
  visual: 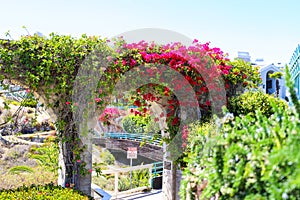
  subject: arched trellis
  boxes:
[0,35,109,195]
[0,35,259,197]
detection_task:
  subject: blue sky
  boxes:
[1,0,299,64]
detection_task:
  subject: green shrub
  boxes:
[122,114,160,134]
[181,105,300,199]
[118,169,150,191]
[228,90,288,118]
[0,183,94,199]
[92,168,150,192]
[28,138,59,175]
[4,94,38,108]
[99,150,115,165]
[22,98,38,108]
[180,67,300,199]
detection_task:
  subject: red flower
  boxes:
[133,100,142,107]
[172,117,179,126]
[164,87,170,96]
[143,107,147,113]
[205,100,211,106]
[66,101,71,105]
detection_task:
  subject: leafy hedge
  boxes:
[228,90,288,118]
[122,114,160,134]
[0,183,94,200]
[181,104,300,199]
[180,68,300,199]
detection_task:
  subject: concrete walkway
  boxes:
[114,189,162,200]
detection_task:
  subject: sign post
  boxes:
[127,147,137,189]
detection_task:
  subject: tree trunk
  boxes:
[57,109,94,196]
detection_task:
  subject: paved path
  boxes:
[114,189,162,200]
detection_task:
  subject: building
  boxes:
[237,51,251,62]
[236,51,287,100]
[258,63,286,100]
[289,44,300,99]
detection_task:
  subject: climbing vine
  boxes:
[0,33,261,193]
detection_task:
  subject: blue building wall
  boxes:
[289,44,300,99]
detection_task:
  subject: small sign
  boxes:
[127,147,137,159]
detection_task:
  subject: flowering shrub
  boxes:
[98,107,120,125]
[96,39,261,144]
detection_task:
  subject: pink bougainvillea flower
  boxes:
[160,112,164,117]
[94,97,102,103]
[88,169,93,173]
[223,70,229,75]
[106,56,112,62]
[129,58,137,67]
[66,101,71,105]
[25,88,30,93]
[99,107,120,122]
[76,160,81,163]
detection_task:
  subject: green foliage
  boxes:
[22,95,38,108]
[0,183,94,199]
[5,95,38,108]
[99,150,115,165]
[130,168,150,188]
[28,138,59,175]
[180,68,300,199]
[285,65,300,113]
[122,114,160,134]
[225,59,262,93]
[8,165,34,174]
[181,70,300,199]
[228,90,288,118]
[92,168,150,192]
[181,104,300,199]
[269,71,283,79]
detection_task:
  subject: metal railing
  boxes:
[103,132,162,146]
